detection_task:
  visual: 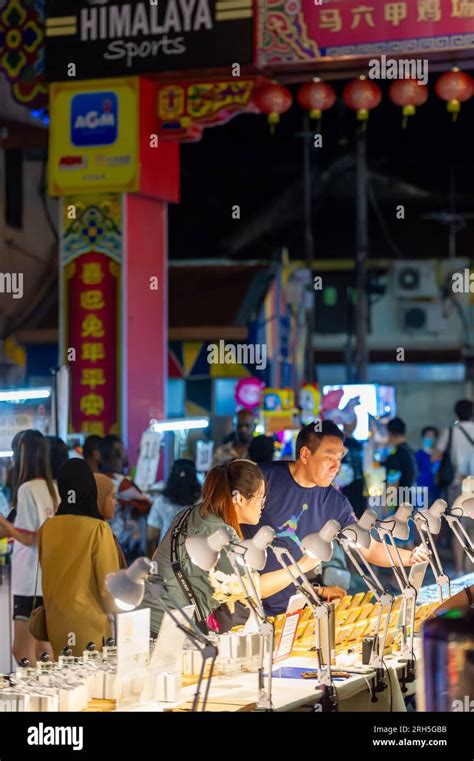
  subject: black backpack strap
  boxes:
[457,424,474,446]
[170,507,209,628]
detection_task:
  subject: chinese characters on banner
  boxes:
[62,194,122,437]
[156,78,260,140]
[260,0,474,65]
[64,252,120,437]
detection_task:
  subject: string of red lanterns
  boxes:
[252,67,473,131]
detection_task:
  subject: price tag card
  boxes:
[274,610,303,663]
[135,431,163,490]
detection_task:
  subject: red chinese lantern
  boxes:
[435,67,473,121]
[253,81,292,132]
[297,78,336,121]
[389,79,428,128]
[342,76,382,122]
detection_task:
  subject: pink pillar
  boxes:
[123,194,168,465]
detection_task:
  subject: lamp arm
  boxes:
[375,528,409,592]
[271,545,321,606]
[337,537,394,672]
[412,516,451,601]
[224,549,266,623]
[147,581,218,712]
[337,537,386,600]
[224,550,274,711]
[153,582,214,650]
[444,514,474,562]
[270,545,335,690]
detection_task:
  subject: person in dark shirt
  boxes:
[415,426,440,506]
[341,421,366,519]
[244,421,429,616]
[383,417,418,489]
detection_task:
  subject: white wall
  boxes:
[393,381,469,447]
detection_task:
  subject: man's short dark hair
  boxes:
[248,435,275,465]
[99,434,123,464]
[387,417,406,436]
[83,434,102,460]
[421,426,439,438]
[295,420,344,459]
[455,399,473,421]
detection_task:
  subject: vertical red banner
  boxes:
[64,252,120,436]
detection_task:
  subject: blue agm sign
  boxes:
[71,92,118,146]
[45,0,255,81]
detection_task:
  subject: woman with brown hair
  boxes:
[142,459,321,635]
[0,430,59,664]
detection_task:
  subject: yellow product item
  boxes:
[335,595,353,613]
[358,603,376,621]
[344,607,363,625]
[348,592,365,610]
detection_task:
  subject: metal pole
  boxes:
[355,126,369,382]
[303,113,315,383]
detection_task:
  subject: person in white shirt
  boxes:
[434,399,474,574]
[146,459,202,557]
[0,430,59,665]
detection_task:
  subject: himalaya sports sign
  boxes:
[45,0,254,80]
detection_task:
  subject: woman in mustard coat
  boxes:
[39,458,120,658]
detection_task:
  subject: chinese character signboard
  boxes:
[156,77,262,140]
[49,78,139,196]
[62,194,122,437]
[45,0,254,81]
[259,0,474,67]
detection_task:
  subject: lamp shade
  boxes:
[461,497,474,520]
[302,519,340,562]
[379,503,413,540]
[417,499,447,535]
[185,527,231,571]
[451,489,474,517]
[240,525,275,571]
[341,509,377,549]
[106,557,152,612]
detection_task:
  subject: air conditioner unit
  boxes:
[399,302,447,334]
[393,261,439,298]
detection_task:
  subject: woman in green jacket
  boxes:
[143,459,267,634]
[143,458,323,634]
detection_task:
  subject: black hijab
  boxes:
[56,458,103,520]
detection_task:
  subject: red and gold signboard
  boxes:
[259,0,474,67]
[156,77,264,141]
[62,194,123,436]
[64,253,120,437]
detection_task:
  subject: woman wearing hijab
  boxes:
[38,458,120,658]
[95,473,128,569]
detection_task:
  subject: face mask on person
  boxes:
[422,437,434,452]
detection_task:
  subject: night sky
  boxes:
[169,76,474,263]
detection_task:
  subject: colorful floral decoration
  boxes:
[259,0,319,66]
[0,0,47,108]
[62,195,123,264]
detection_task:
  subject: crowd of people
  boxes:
[0,395,471,665]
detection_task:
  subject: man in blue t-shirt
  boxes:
[244,420,429,616]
